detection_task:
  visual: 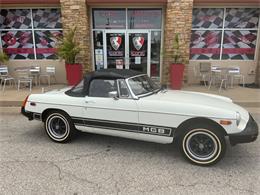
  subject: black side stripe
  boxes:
[71,117,175,137]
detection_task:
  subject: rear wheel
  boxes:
[45,111,75,143]
[179,123,226,166]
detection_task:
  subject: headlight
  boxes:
[236,112,241,126]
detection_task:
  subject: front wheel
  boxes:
[45,111,75,143]
[179,124,226,166]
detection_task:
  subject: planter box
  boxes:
[170,63,184,90]
[65,63,83,86]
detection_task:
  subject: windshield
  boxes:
[128,75,160,96]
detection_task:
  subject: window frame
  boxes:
[0,7,62,60]
[191,6,260,61]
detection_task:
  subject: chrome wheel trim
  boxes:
[182,129,222,165]
[46,113,70,141]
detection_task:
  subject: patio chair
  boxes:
[228,67,245,88]
[29,66,40,86]
[199,62,211,87]
[39,66,56,86]
[192,63,211,87]
[208,66,228,92]
[0,65,16,92]
[17,70,33,91]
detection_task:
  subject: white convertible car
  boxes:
[21,69,258,166]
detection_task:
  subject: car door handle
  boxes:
[85,100,95,104]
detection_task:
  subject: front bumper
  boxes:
[229,114,258,145]
[21,106,33,120]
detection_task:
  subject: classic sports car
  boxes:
[21,69,258,166]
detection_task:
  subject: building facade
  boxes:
[0,0,259,85]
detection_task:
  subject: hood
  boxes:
[141,90,249,120]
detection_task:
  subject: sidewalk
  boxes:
[0,84,259,107]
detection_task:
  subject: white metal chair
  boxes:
[208,66,228,92]
[29,66,40,86]
[199,62,211,87]
[228,67,245,88]
[39,66,56,86]
[0,65,16,92]
[17,70,33,91]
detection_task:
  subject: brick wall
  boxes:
[162,0,193,85]
[60,0,92,73]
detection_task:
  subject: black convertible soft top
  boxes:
[83,69,143,95]
[86,69,143,79]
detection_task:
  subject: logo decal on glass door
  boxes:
[110,36,122,51]
[133,37,144,51]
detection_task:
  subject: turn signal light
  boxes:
[220,120,232,125]
[22,95,29,107]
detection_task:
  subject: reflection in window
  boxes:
[92,9,126,29]
[222,30,257,60]
[93,31,104,70]
[89,79,116,97]
[150,31,161,77]
[128,9,162,29]
[1,30,34,59]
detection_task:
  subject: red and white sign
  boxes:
[132,36,144,51]
[110,36,122,50]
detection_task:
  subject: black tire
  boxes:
[178,123,226,166]
[44,110,76,143]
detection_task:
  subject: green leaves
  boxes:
[173,33,181,64]
[57,27,81,64]
[0,51,9,64]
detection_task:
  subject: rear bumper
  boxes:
[21,107,33,120]
[229,114,258,145]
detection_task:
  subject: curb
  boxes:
[0,101,259,108]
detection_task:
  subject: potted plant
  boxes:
[57,27,82,85]
[169,33,185,90]
[0,50,9,65]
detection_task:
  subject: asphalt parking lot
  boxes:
[0,107,259,194]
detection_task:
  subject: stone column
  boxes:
[162,0,193,85]
[60,0,92,73]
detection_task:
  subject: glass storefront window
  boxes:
[192,8,224,29]
[191,7,260,60]
[0,9,31,29]
[1,30,34,59]
[225,8,259,28]
[222,30,257,60]
[93,31,104,70]
[92,9,126,29]
[34,30,62,59]
[150,31,161,77]
[32,9,62,29]
[190,30,222,60]
[128,9,162,29]
[0,8,62,60]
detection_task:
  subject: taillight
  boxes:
[22,95,29,107]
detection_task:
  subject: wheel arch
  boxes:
[42,108,70,122]
[175,117,228,138]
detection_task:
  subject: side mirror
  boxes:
[108,91,119,100]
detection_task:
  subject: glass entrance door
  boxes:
[104,31,150,74]
[128,32,149,74]
[105,32,126,69]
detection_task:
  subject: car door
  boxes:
[79,78,139,137]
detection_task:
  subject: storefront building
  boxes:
[0,0,259,85]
